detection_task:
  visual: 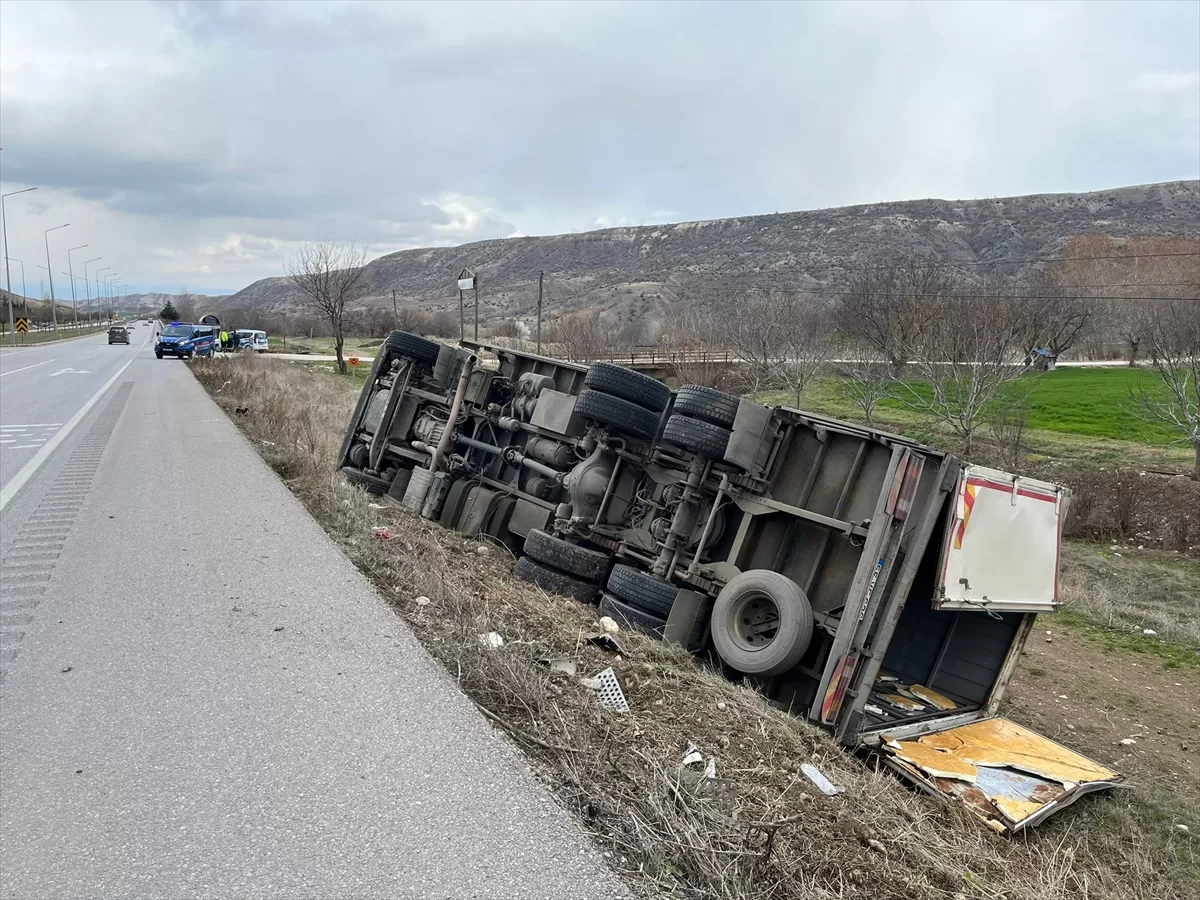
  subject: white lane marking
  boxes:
[0,358,62,378]
[0,424,63,429]
[48,368,93,377]
[0,439,16,444]
[0,330,150,512]
[9,444,41,450]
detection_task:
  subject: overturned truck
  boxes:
[338,331,1122,834]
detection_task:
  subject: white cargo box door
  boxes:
[935,465,1065,613]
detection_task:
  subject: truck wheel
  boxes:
[385,331,440,366]
[574,390,661,441]
[599,592,667,637]
[515,556,600,604]
[584,362,671,412]
[348,442,370,469]
[710,570,813,677]
[523,529,610,582]
[341,466,391,496]
[673,385,740,428]
[662,414,731,460]
[155,351,163,359]
[606,564,679,617]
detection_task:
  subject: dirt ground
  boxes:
[1008,631,1200,801]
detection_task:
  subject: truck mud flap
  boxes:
[872,717,1122,834]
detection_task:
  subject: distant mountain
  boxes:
[224,180,1200,330]
[120,292,228,314]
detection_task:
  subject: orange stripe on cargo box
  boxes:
[953,483,978,550]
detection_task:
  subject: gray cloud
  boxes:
[1,0,1196,293]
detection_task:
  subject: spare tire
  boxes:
[599,593,667,637]
[584,363,671,412]
[524,529,610,582]
[385,331,440,367]
[574,390,661,441]
[606,565,679,617]
[515,556,600,605]
[662,414,731,460]
[710,570,813,677]
[673,385,740,428]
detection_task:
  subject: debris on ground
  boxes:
[538,657,578,677]
[414,595,431,607]
[597,615,619,634]
[475,544,492,557]
[479,631,504,649]
[373,527,393,540]
[801,762,844,796]
[580,667,629,713]
[586,634,627,656]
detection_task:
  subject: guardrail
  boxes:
[597,347,734,366]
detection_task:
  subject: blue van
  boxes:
[155,323,217,359]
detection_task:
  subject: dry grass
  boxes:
[193,354,1199,900]
[1061,543,1200,646]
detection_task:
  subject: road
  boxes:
[0,337,626,898]
[0,326,154,497]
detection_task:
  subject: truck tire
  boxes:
[584,363,671,412]
[348,442,370,469]
[523,529,609,582]
[673,385,740,428]
[385,331,440,367]
[710,570,813,677]
[341,466,392,496]
[574,390,661,441]
[662,414,731,460]
[606,564,679,617]
[515,556,600,604]
[599,593,667,637]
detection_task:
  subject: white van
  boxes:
[235,329,269,353]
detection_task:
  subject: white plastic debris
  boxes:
[414,596,431,607]
[598,616,620,634]
[800,763,843,796]
[369,503,386,509]
[1177,823,1190,834]
[1119,738,1137,746]
[479,632,504,649]
[475,545,492,557]
[716,701,727,711]
[1143,628,1158,636]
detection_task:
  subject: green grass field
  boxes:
[792,366,1184,446]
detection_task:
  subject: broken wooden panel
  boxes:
[879,716,1122,834]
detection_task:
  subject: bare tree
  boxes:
[395,305,431,334]
[555,309,607,362]
[426,309,458,337]
[658,302,730,388]
[1014,270,1099,364]
[285,241,368,374]
[836,342,895,427]
[899,286,1033,456]
[722,290,831,402]
[834,256,951,376]
[174,290,198,323]
[1134,298,1200,480]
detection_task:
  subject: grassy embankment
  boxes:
[193,354,1198,900]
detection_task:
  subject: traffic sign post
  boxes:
[14,316,28,334]
[348,357,360,368]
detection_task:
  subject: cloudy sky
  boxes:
[1,0,1197,296]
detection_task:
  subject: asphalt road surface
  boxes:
[0,335,627,899]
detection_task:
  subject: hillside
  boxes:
[225,180,1200,330]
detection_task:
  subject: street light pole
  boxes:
[95,267,111,320]
[66,244,88,327]
[43,223,70,336]
[2,186,38,344]
[84,257,101,325]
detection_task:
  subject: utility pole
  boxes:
[536,270,543,354]
[392,289,398,330]
[473,275,480,341]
